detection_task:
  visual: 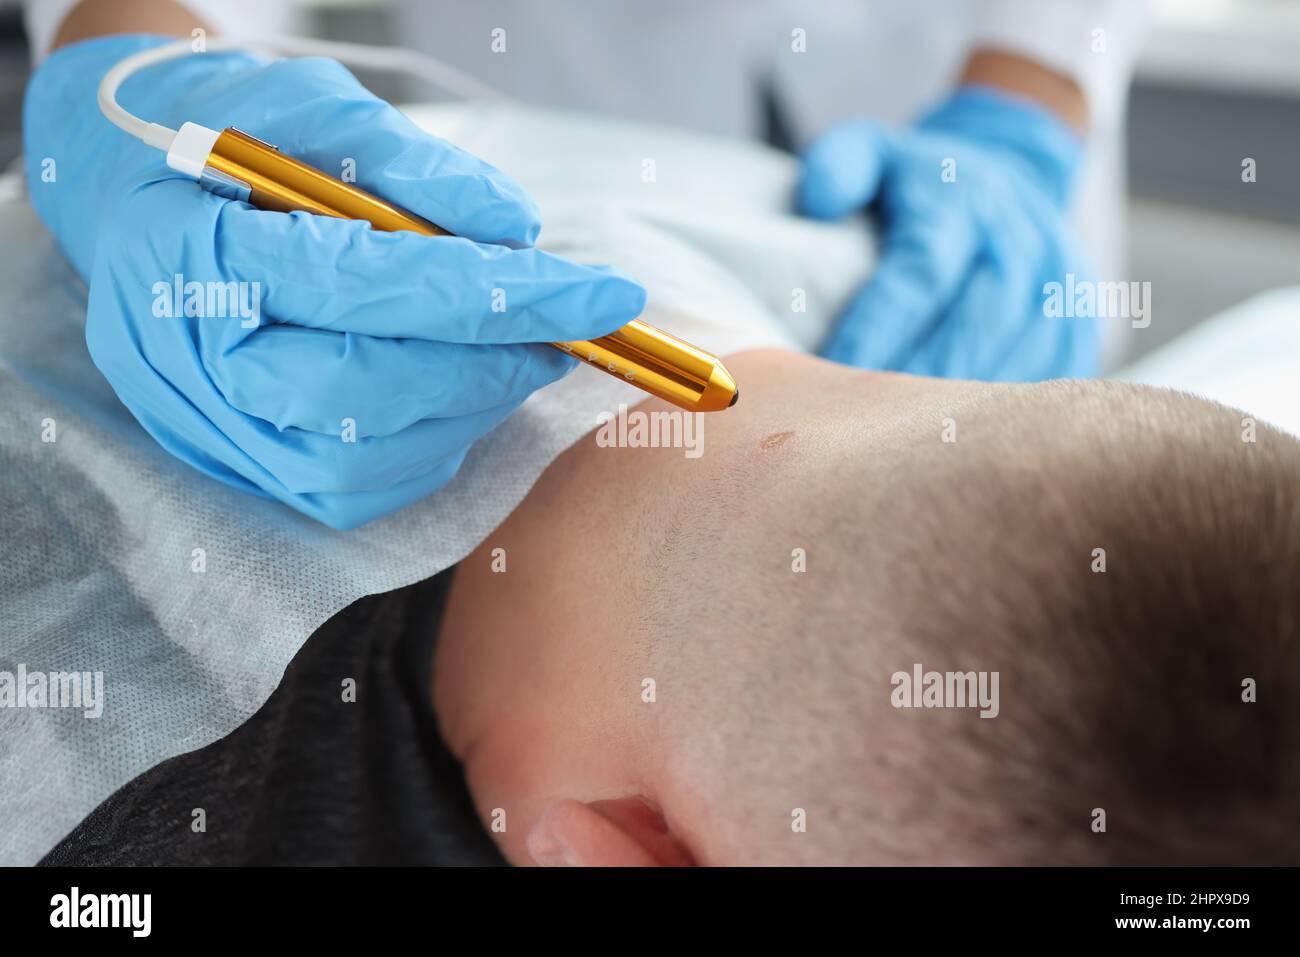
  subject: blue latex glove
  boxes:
[798,87,1098,381]
[23,35,645,530]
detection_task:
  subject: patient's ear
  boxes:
[524,797,696,867]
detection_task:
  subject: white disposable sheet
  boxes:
[1114,287,1300,438]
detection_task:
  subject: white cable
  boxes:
[97,34,511,152]
[97,39,192,150]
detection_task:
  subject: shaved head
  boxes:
[435,353,1300,865]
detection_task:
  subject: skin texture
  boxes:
[433,350,983,865]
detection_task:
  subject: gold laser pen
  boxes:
[167,124,740,413]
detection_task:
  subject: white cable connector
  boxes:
[97,34,510,157]
[164,122,222,178]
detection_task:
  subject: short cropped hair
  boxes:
[640,378,1300,865]
[874,380,1300,865]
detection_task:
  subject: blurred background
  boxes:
[1,0,1296,365]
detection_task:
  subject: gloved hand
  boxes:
[798,87,1098,381]
[24,35,645,530]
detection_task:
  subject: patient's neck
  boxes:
[433,351,974,863]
